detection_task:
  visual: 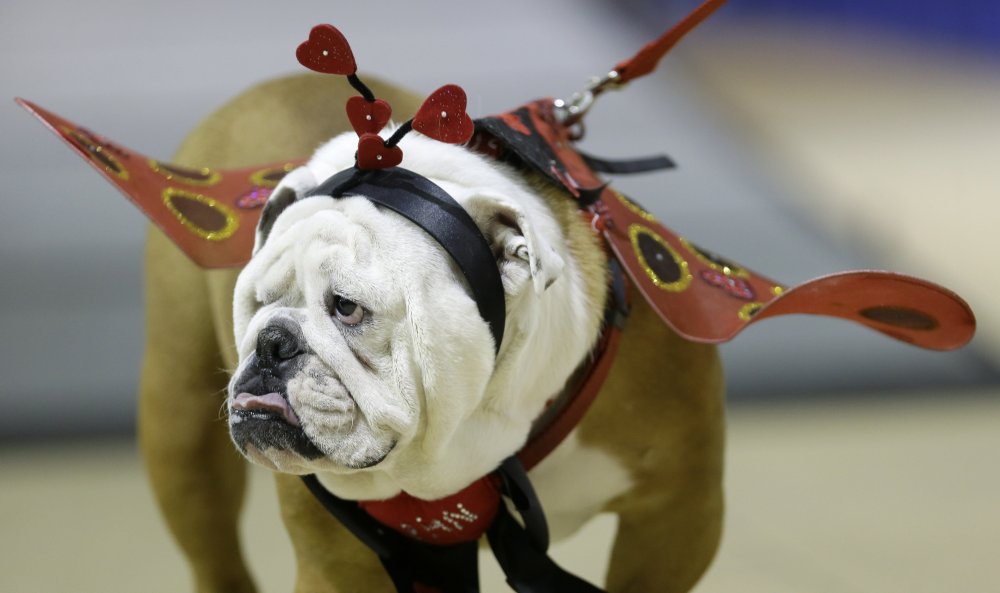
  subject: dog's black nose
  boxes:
[255,325,305,374]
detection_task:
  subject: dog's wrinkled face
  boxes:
[228,193,496,479]
[226,133,575,500]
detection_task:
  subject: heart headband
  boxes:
[291,25,505,352]
[296,24,475,169]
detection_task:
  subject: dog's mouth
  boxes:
[228,388,396,469]
[229,391,325,460]
[230,392,302,427]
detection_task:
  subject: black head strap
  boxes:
[306,166,506,353]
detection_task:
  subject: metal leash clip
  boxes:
[553,70,625,137]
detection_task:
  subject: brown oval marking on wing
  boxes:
[860,306,939,331]
[628,224,691,292]
[162,188,239,241]
[149,159,221,186]
[62,126,129,180]
[250,164,297,188]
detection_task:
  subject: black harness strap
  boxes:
[301,474,397,558]
[301,456,605,593]
[577,149,675,175]
[487,458,605,593]
[302,475,481,592]
[308,167,506,353]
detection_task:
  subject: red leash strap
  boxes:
[555,0,727,126]
[612,0,727,85]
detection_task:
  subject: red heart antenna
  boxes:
[296,25,357,75]
[356,133,404,169]
[412,85,474,144]
[296,25,475,170]
[296,25,380,113]
[346,96,392,135]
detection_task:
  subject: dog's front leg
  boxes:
[601,412,724,593]
[274,474,394,592]
[599,399,725,593]
[140,227,256,593]
[604,482,723,593]
[590,300,726,593]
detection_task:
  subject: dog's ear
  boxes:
[462,192,565,295]
[254,167,319,252]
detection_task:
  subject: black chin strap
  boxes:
[302,457,605,593]
[307,167,506,353]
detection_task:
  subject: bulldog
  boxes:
[21,4,974,588]
[18,0,974,587]
[227,114,724,589]
[137,73,724,593]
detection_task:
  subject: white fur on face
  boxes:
[229,130,600,501]
[232,195,495,485]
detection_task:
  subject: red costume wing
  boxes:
[476,100,974,352]
[17,99,306,268]
[601,191,975,351]
[22,96,976,351]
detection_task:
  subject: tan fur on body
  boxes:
[141,73,723,592]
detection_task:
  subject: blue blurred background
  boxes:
[628,0,1000,51]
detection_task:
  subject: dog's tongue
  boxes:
[232,392,301,427]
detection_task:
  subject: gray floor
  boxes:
[2,0,997,440]
[4,392,998,592]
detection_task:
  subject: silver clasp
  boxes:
[553,70,624,130]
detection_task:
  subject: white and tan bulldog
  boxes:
[108,60,967,591]
[222,123,725,592]
[108,65,719,591]
[24,8,971,590]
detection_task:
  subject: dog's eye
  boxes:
[328,294,364,326]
